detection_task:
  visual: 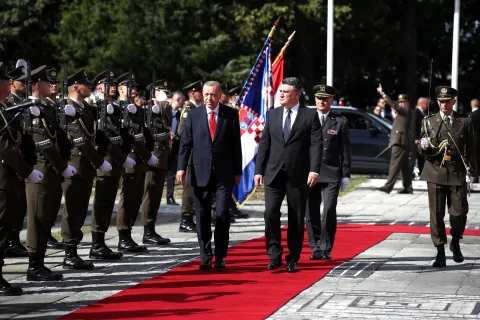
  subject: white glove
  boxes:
[98,160,112,172]
[65,104,76,117]
[30,106,40,117]
[61,165,77,178]
[152,105,160,114]
[26,169,44,183]
[420,137,430,150]
[123,156,136,169]
[106,104,114,114]
[340,177,350,192]
[466,175,475,185]
[147,154,158,166]
[127,104,137,114]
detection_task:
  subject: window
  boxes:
[340,112,370,130]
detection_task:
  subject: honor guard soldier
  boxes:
[376,84,413,194]
[0,61,44,295]
[25,65,75,281]
[116,72,158,252]
[89,70,131,260]
[419,86,475,268]
[61,69,112,270]
[177,80,203,232]
[228,86,241,110]
[306,85,351,260]
[139,80,172,245]
[4,66,29,257]
[220,83,231,105]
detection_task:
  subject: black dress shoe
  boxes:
[199,259,212,270]
[5,240,28,258]
[167,197,179,205]
[143,223,171,245]
[27,266,63,281]
[376,187,391,194]
[310,251,324,260]
[322,252,332,260]
[398,186,413,194]
[89,246,123,260]
[450,240,464,263]
[229,207,249,219]
[286,261,298,273]
[432,246,446,268]
[63,245,94,270]
[47,234,66,249]
[179,217,196,233]
[0,278,22,296]
[267,260,282,270]
[118,238,148,252]
[214,257,226,269]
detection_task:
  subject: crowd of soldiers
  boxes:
[0,61,247,296]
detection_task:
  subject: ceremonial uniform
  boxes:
[419,86,475,267]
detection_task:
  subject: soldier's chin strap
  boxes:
[446,131,472,196]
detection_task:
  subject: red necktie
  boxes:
[209,111,216,141]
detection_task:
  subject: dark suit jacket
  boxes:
[255,106,322,187]
[471,109,480,176]
[318,111,351,183]
[177,103,242,188]
[384,95,412,147]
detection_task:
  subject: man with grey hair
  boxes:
[177,80,242,270]
[255,77,322,272]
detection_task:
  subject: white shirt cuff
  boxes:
[309,172,319,176]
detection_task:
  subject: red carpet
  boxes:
[61,224,480,320]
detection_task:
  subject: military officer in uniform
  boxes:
[89,70,131,260]
[116,72,158,252]
[229,86,241,110]
[140,80,172,245]
[25,65,74,281]
[419,86,475,268]
[62,69,112,270]
[0,61,44,295]
[177,80,203,232]
[220,83,231,105]
[4,66,29,257]
[376,83,413,194]
[306,85,351,260]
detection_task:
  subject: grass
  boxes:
[339,174,369,197]
[50,226,92,241]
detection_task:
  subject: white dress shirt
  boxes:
[190,100,200,108]
[317,111,330,125]
[282,103,300,129]
[206,104,219,124]
[439,111,453,123]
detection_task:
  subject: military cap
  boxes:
[436,86,458,101]
[116,71,137,87]
[146,79,169,92]
[46,68,59,83]
[8,66,26,81]
[0,62,12,81]
[30,65,50,82]
[397,93,408,102]
[313,84,336,98]
[67,69,92,86]
[92,70,117,86]
[221,83,230,95]
[183,80,202,93]
[229,86,242,96]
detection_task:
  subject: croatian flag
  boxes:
[232,39,274,206]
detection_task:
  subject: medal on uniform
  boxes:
[443,147,451,162]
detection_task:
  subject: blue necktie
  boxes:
[283,109,292,142]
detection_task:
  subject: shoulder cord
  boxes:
[0,110,20,147]
[79,118,96,137]
[41,118,57,140]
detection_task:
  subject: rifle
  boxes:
[58,63,68,132]
[145,70,155,130]
[121,69,133,129]
[22,60,33,134]
[98,71,110,132]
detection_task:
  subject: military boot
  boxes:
[5,232,28,258]
[63,245,94,270]
[89,232,123,260]
[179,216,196,233]
[46,232,65,249]
[432,245,446,268]
[26,252,63,281]
[0,266,22,295]
[118,230,148,252]
[142,222,171,245]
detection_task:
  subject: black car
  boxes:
[308,106,392,174]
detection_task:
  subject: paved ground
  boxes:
[2,178,480,319]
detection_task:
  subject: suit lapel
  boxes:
[276,106,284,140]
[286,107,305,144]
[200,106,211,143]
[450,112,462,134]
[213,105,225,143]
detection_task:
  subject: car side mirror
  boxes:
[368,126,380,137]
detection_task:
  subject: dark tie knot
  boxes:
[286,109,292,115]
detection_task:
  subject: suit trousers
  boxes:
[306,182,340,254]
[91,176,120,233]
[61,175,94,245]
[0,173,22,266]
[193,172,231,260]
[117,171,146,230]
[264,170,308,263]
[384,145,412,191]
[427,182,468,247]
[26,181,63,253]
[140,168,167,225]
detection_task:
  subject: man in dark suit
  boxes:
[177,80,242,270]
[412,97,428,177]
[255,77,322,273]
[376,83,413,194]
[306,84,351,261]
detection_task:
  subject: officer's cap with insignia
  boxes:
[92,70,117,87]
[397,93,408,102]
[30,65,50,83]
[116,72,137,87]
[435,86,458,101]
[0,62,13,81]
[67,69,92,87]
[229,86,241,96]
[313,84,336,98]
[46,68,59,83]
[146,79,170,93]
[183,80,202,93]
[8,66,26,81]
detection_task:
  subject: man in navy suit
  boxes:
[177,81,242,270]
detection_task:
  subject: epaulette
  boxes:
[330,111,346,120]
[424,113,436,118]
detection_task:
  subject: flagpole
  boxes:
[273,31,296,67]
[451,0,460,111]
[327,0,334,86]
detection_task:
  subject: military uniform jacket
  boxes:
[66,98,105,179]
[0,101,33,188]
[318,112,351,183]
[149,101,171,171]
[384,95,412,147]
[30,99,69,184]
[96,100,127,178]
[419,112,475,186]
[6,92,24,105]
